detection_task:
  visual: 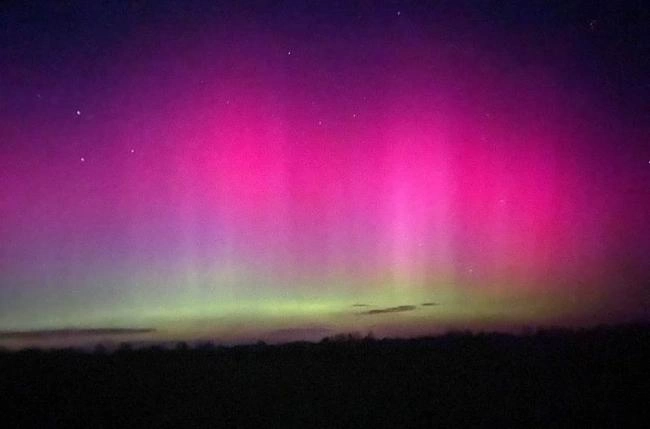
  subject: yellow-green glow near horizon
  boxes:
[0,265,600,348]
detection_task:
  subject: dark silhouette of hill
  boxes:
[1,323,648,428]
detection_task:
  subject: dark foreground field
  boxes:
[1,325,649,428]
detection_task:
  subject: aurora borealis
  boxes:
[1,1,648,348]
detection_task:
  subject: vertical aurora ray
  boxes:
[0,1,648,348]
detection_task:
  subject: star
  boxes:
[287,50,292,56]
[80,157,86,163]
[318,120,323,126]
[76,110,81,116]
[397,11,401,16]
[130,148,135,154]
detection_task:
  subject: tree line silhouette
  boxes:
[1,323,648,428]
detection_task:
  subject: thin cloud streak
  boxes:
[360,305,417,315]
[0,328,156,339]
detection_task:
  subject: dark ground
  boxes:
[1,324,648,428]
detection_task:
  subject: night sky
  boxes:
[1,0,648,348]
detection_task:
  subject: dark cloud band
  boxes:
[0,328,155,339]
[360,305,417,315]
